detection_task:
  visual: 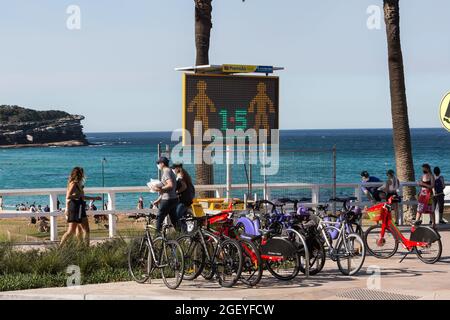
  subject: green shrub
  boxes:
[0,239,133,292]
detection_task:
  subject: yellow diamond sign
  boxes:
[440,92,450,132]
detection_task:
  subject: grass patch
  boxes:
[0,239,133,292]
[0,216,146,242]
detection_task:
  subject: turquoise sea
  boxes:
[1,128,449,209]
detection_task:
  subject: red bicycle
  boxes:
[364,196,442,264]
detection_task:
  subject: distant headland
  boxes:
[0,105,88,148]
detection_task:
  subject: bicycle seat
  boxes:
[259,228,277,236]
[240,233,262,241]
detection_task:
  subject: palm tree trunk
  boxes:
[194,0,214,197]
[383,0,416,222]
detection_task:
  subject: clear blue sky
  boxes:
[1,0,449,132]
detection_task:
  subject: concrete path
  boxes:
[1,230,450,300]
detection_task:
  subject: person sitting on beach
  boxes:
[171,163,195,233]
[89,200,97,211]
[60,167,102,246]
[360,171,384,202]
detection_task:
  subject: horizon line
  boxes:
[84,127,444,134]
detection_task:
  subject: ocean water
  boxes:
[0,128,449,209]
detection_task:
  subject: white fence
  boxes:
[1,182,449,242]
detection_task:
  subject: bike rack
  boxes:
[286,228,310,278]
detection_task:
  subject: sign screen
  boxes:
[182,73,279,145]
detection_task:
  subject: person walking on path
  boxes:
[152,157,179,233]
[433,167,446,224]
[171,163,195,233]
[60,167,101,246]
[416,164,436,228]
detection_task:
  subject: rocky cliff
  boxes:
[0,105,88,147]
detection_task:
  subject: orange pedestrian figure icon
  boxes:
[187,80,216,130]
[248,82,276,131]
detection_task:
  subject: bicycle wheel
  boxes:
[415,238,442,264]
[127,235,151,283]
[215,239,243,288]
[177,235,205,281]
[160,240,185,289]
[299,236,326,275]
[201,235,217,280]
[336,233,366,276]
[364,224,398,259]
[239,239,263,287]
[266,252,300,281]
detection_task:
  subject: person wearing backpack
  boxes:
[171,163,195,233]
[433,167,446,224]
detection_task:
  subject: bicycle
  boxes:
[205,210,263,287]
[177,214,243,288]
[127,213,185,289]
[235,199,309,281]
[313,201,363,241]
[313,197,366,276]
[364,195,442,264]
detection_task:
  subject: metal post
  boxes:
[157,142,162,181]
[332,145,337,215]
[107,192,116,238]
[312,186,320,207]
[49,193,58,242]
[226,145,232,201]
[262,143,268,200]
[249,163,253,196]
[101,157,106,210]
[398,183,404,225]
[244,193,247,210]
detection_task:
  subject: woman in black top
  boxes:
[60,167,101,246]
[171,163,195,233]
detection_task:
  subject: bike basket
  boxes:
[191,203,205,218]
[366,204,384,222]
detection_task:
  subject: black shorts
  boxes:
[372,190,385,202]
[386,192,398,201]
[67,200,87,223]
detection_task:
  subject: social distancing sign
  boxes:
[440,92,450,132]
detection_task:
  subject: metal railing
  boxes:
[1,182,449,242]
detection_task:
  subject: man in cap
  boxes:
[153,156,179,233]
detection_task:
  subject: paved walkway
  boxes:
[1,230,450,300]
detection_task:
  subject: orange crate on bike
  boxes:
[366,203,384,222]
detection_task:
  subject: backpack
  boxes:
[435,176,444,194]
[178,179,195,206]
